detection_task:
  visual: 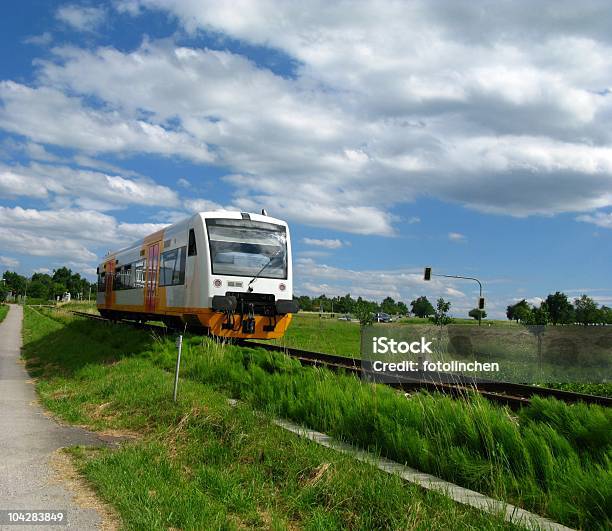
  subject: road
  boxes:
[0,305,107,530]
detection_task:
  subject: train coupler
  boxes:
[242,303,256,334]
[242,317,256,334]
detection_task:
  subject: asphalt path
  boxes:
[0,305,106,530]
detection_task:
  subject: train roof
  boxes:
[98,210,288,265]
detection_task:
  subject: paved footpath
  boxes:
[0,305,106,530]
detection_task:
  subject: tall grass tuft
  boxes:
[156,341,611,530]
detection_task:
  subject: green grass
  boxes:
[269,312,361,357]
[268,313,519,358]
[151,341,612,530]
[24,297,55,306]
[0,303,8,323]
[22,307,515,530]
[61,300,100,313]
[24,308,612,529]
[544,382,612,398]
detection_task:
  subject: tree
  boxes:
[507,299,531,322]
[430,297,452,326]
[468,308,487,320]
[410,296,435,318]
[524,303,549,325]
[380,296,398,315]
[2,271,26,295]
[0,282,8,302]
[599,306,612,325]
[545,292,574,325]
[28,273,54,300]
[28,280,49,299]
[397,301,408,315]
[574,295,599,326]
[297,295,313,311]
[334,293,355,314]
[354,300,374,326]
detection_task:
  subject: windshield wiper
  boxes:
[247,249,282,292]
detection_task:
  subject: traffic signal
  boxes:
[478,297,485,310]
[424,267,431,281]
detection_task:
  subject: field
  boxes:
[22,307,516,530]
[22,307,612,529]
[0,303,8,323]
[270,312,362,356]
[271,313,524,357]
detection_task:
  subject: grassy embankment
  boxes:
[0,303,8,323]
[24,307,611,529]
[23,307,514,530]
[59,303,612,397]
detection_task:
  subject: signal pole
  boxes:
[424,267,485,326]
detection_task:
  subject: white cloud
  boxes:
[56,5,106,32]
[116,222,169,241]
[0,82,213,163]
[295,257,459,303]
[576,211,612,228]
[177,178,191,188]
[0,206,169,264]
[24,32,53,46]
[184,198,225,213]
[0,3,612,236]
[297,250,330,258]
[233,195,396,235]
[444,287,466,298]
[0,256,19,268]
[302,238,344,249]
[448,232,467,242]
[0,162,179,210]
[33,267,51,274]
[511,296,544,306]
[0,227,98,262]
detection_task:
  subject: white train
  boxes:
[97,211,298,338]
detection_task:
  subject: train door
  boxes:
[145,242,160,312]
[105,260,114,305]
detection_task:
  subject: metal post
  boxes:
[429,272,483,326]
[173,335,183,402]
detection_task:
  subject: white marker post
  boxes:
[173,335,183,402]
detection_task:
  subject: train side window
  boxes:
[159,247,186,286]
[188,228,197,256]
[97,272,106,292]
[113,267,122,290]
[133,260,145,288]
[118,264,132,289]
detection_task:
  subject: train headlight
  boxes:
[213,279,222,288]
[279,283,286,291]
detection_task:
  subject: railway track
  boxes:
[243,340,612,409]
[54,308,611,409]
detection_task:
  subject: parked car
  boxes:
[338,314,352,321]
[374,312,391,323]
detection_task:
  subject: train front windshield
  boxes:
[206,219,288,279]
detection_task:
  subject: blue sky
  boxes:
[1,1,611,318]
